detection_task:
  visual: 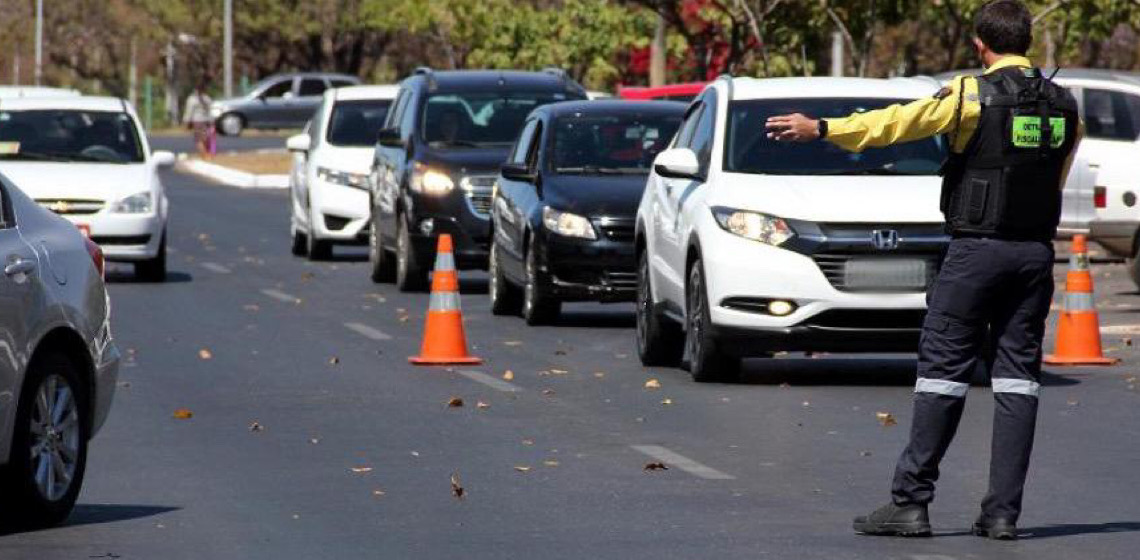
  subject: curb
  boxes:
[175,157,288,189]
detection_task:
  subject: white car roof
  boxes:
[0,86,82,99]
[332,85,399,102]
[0,95,131,112]
[727,77,938,101]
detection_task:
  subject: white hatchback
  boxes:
[0,96,173,281]
[635,77,950,382]
[286,85,397,260]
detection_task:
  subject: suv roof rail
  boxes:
[541,66,586,96]
[542,66,567,79]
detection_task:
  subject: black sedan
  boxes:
[489,100,684,324]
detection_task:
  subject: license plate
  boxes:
[844,259,927,290]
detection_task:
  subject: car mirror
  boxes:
[501,162,536,183]
[151,150,176,167]
[286,133,312,152]
[376,127,404,148]
[653,148,701,180]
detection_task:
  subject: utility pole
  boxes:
[224,0,233,97]
[830,31,844,77]
[34,0,43,85]
[649,13,666,87]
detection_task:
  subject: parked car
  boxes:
[636,76,951,382]
[0,96,174,281]
[368,68,588,291]
[0,171,120,528]
[286,85,398,260]
[489,100,684,323]
[1081,158,1140,286]
[936,68,1140,239]
[211,72,361,136]
[617,82,709,103]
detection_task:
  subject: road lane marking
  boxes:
[1102,324,1140,335]
[261,288,301,304]
[630,445,735,480]
[344,322,392,341]
[200,262,231,274]
[456,370,522,393]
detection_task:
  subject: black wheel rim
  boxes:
[369,216,380,265]
[397,223,407,280]
[524,249,535,315]
[636,257,650,351]
[686,268,703,364]
[489,244,500,304]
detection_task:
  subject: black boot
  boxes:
[853,502,932,537]
[973,515,1017,540]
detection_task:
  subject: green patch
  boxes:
[1011,116,1065,148]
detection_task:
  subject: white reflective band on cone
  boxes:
[992,378,1040,397]
[434,252,456,272]
[915,377,969,397]
[428,291,461,311]
[1063,292,1095,311]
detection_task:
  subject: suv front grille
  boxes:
[605,271,638,289]
[37,198,105,215]
[595,218,635,242]
[460,176,495,217]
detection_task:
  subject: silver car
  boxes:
[0,172,119,528]
[211,72,361,136]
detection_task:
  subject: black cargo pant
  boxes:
[891,237,1054,523]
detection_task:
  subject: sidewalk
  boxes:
[174,152,289,189]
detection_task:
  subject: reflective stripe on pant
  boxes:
[891,237,1054,523]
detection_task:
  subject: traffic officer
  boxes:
[764,0,1081,540]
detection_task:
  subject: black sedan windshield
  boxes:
[423,92,568,148]
[0,110,144,163]
[552,114,681,174]
[327,100,391,147]
[725,98,946,176]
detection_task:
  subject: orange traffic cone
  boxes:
[409,234,482,366]
[1044,235,1119,366]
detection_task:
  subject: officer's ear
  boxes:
[972,37,989,58]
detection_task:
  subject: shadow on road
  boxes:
[734,357,1082,388]
[1019,521,1140,539]
[0,504,180,536]
[104,270,193,284]
[556,308,637,329]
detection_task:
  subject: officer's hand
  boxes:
[765,113,820,143]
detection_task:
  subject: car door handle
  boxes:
[4,258,35,277]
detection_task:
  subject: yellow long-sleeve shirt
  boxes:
[822,55,1082,186]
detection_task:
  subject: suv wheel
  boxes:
[489,237,522,315]
[306,230,333,261]
[0,353,88,529]
[135,232,167,282]
[368,213,394,283]
[291,224,307,257]
[685,259,740,383]
[522,237,560,325]
[636,250,683,366]
[218,113,244,136]
[395,218,428,292]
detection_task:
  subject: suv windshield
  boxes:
[552,113,682,174]
[725,98,945,176]
[327,100,391,147]
[0,110,144,163]
[423,92,568,148]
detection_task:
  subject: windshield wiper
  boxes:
[556,166,643,175]
[428,140,482,148]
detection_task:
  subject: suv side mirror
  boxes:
[152,150,176,167]
[376,127,404,148]
[501,162,535,183]
[653,148,701,180]
[286,133,311,152]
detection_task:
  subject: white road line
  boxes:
[630,445,735,480]
[261,288,300,304]
[200,262,231,274]
[343,322,392,341]
[1102,324,1140,335]
[455,370,522,393]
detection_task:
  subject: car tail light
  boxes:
[1094,186,1107,209]
[85,237,105,278]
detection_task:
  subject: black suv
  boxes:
[489,100,684,324]
[367,68,587,290]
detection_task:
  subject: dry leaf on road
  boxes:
[644,462,669,471]
[644,379,661,389]
[503,340,523,346]
[502,370,514,380]
[198,349,213,360]
[172,408,194,420]
[593,372,605,378]
[351,467,373,474]
[476,401,490,410]
[249,422,264,432]
[447,397,464,408]
[328,357,340,365]
[451,473,465,500]
[876,412,897,427]
[661,398,673,405]
[513,466,531,473]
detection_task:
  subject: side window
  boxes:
[385,90,408,131]
[261,79,293,99]
[330,79,355,88]
[673,104,703,149]
[309,101,326,146]
[509,119,539,165]
[689,91,717,173]
[299,79,327,97]
[400,93,418,139]
[525,121,544,170]
[1083,88,1138,141]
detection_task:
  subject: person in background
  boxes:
[182,78,215,158]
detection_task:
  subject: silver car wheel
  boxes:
[219,113,243,136]
[29,374,80,502]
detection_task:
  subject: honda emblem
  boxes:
[871,229,899,251]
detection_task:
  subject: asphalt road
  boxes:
[2,170,1139,559]
[149,133,290,155]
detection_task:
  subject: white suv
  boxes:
[635,77,950,381]
[286,85,397,259]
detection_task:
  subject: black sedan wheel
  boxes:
[395,218,428,292]
[489,237,522,315]
[522,238,560,325]
[636,250,683,366]
[368,213,395,283]
[685,259,740,383]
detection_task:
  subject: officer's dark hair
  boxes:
[974,0,1033,55]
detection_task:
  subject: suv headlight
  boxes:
[711,207,794,246]
[410,163,454,194]
[316,166,368,190]
[543,207,596,240]
[111,191,153,214]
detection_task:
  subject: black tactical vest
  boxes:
[939,66,1079,241]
